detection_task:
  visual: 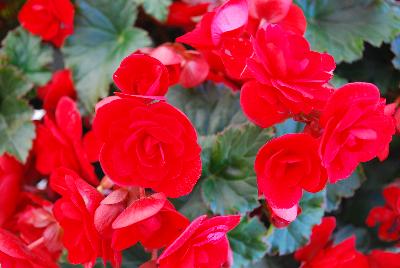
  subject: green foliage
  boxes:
[266,191,325,255]
[201,124,273,215]
[325,166,366,212]
[336,44,400,95]
[63,0,151,113]
[229,217,269,268]
[391,35,400,70]
[0,65,34,162]
[167,84,247,136]
[297,0,400,63]
[135,0,172,22]
[1,27,52,85]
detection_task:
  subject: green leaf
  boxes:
[135,0,172,22]
[201,124,274,215]
[167,84,247,136]
[329,75,348,88]
[179,185,210,220]
[63,0,151,113]
[0,65,34,162]
[335,44,400,95]
[325,166,366,212]
[297,0,400,63]
[266,191,325,255]
[391,35,400,70]
[228,217,269,268]
[275,118,304,136]
[1,27,52,85]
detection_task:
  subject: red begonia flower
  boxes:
[366,250,400,268]
[145,44,184,85]
[366,181,400,242]
[113,54,170,97]
[246,24,335,115]
[83,130,102,163]
[18,0,74,47]
[178,50,210,88]
[255,133,327,209]
[240,80,289,128]
[295,217,369,268]
[278,4,307,35]
[15,194,63,261]
[177,0,248,48]
[210,0,248,45]
[50,168,120,267]
[0,228,58,268]
[157,214,240,268]
[0,154,23,227]
[219,37,253,80]
[319,83,395,182]
[111,192,189,251]
[248,0,292,22]
[145,43,210,88]
[34,97,98,185]
[93,96,202,198]
[166,2,209,30]
[37,69,76,113]
[295,217,336,262]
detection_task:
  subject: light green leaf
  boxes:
[266,191,325,255]
[297,0,400,63]
[325,166,366,212]
[0,65,34,162]
[1,27,53,85]
[135,0,172,22]
[229,217,269,268]
[63,0,151,113]
[201,124,274,215]
[167,84,247,136]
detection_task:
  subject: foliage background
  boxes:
[1,0,400,267]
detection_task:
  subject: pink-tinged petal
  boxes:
[179,51,209,88]
[211,0,248,45]
[112,193,167,228]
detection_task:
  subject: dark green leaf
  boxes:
[297,0,400,63]
[63,0,151,113]
[335,44,400,95]
[1,27,52,85]
[120,244,151,268]
[391,35,400,70]
[0,65,34,162]
[179,185,210,220]
[229,217,269,268]
[167,84,247,136]
[325,166,366,212]
[202,124,274,215]
[329,75,348,88]
[266,191,325,255]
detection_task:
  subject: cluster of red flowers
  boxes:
[295,217,400,268]
[0,0,399,267]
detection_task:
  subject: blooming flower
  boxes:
[93,96,202,197]
[255,133,327,209]
[18,0,75,47]
[366,181,400,242]
[319,83,395,182]
[157,214,240,268]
